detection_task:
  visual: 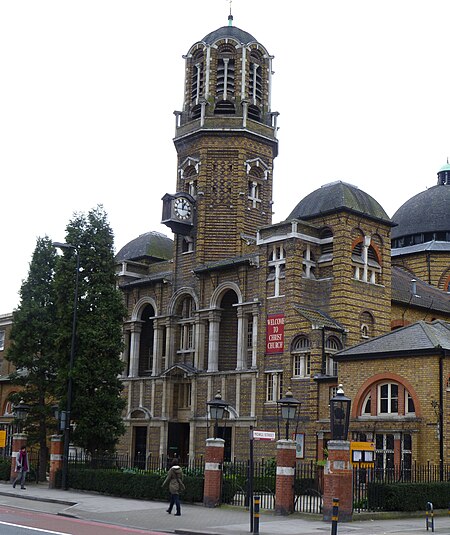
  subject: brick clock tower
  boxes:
[162,15,279,268]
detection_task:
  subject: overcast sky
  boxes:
[1,1,449,314]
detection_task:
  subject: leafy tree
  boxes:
[7,236,59,480]
[54,205,126,453]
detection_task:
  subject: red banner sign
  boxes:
[266,313,285,354]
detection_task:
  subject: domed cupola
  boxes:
[116,231,173,263]
[175,14,277,129]
[391,163,450,250]
[287,181,391,224]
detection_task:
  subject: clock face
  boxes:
[173,197,192,220]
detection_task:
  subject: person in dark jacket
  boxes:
[12,445,29,490]
[162,458,185,516]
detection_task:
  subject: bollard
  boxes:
[426,502,434,532]
[253,495,260,534]
[331,497,339,535]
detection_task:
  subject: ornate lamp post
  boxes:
[13,401,30,433]
[330,384,351,440]
[53,241,80,491]
[206,391,229,439]
[276,389,301,440]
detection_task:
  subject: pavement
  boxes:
[0,482,448,535]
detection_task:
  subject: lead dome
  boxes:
[391,164,450,249]
[287,181,391,224]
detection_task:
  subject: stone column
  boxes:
[207,312,221,372]
[48,435,64,488]
[10,433,27,482]
[129,322,142,377]
[203,438,225,507]
[275,439,296,515]
[323,440,353,522]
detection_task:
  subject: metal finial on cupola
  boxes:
[228,0,233,26]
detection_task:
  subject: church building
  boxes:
[115,16,450,466]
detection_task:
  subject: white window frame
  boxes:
[248,180,261,208]
[0,331,4,351]
[302,244,316,279]
[265,372,283,402]
[292,336,311,378]
[352,235,381,284]
[267,245,286,298]
[378,383,398,415]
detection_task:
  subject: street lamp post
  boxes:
[53,242,79,491]
[276,390,301,440]
[13,401,31,434]
[206,391,229,439]
[329,384,351,440]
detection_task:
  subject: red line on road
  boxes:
[0,505,165,534]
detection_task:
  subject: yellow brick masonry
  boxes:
[340,354,450,464]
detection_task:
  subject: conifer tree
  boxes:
[54,205,126,453]
[7,236,58,480]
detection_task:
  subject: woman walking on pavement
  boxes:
[12,445,29,490]
[162,457,185,516]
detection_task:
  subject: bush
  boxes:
[0,458,11,480]
[368,482,450,511]
[67,468,204,503]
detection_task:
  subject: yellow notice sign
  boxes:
[0,430,6,448]
[350,441,375,467]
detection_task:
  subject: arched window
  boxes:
[190,50,204,106]
[360,311,375,339]
[139,304,155,376]
[267,245,285,298]
[325,336,341,376]
[292,336,311,378]
[249,49,263,107]
[217,45,235,100]
[176,296,195,366]
[352,236,381,284]
[319,227,333,260]
[247,165,264,208]
[358,380,416,417]
[218,290,238,371]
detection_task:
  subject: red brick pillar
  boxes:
[323,440,353,522]
[49,435,64,488]
[203,438,225,507]
[275,439,296,515]
[10,434,27,482]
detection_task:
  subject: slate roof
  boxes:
[119,271,173,289]
[335,320,450,360]
[202,25,257,46]
[392,266,450,314]
[193,254,259,274]
[287,181,392,225]
[115,232,173,263]
[391,184,450,239]
[293,305,345,331]
[392,241,450,256]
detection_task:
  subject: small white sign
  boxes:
[253,430,276,441]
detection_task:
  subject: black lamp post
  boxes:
[207,391,229,439]
[330,384,351,440]
[53,241,80,490]
[276,390,301,440]
[13,401,30,433]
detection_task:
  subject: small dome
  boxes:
[116,231,173,263]
[201,25,257,46]
[287,181,391,224]
[391,183,450,240]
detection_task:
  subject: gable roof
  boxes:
[335,320,450,361]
